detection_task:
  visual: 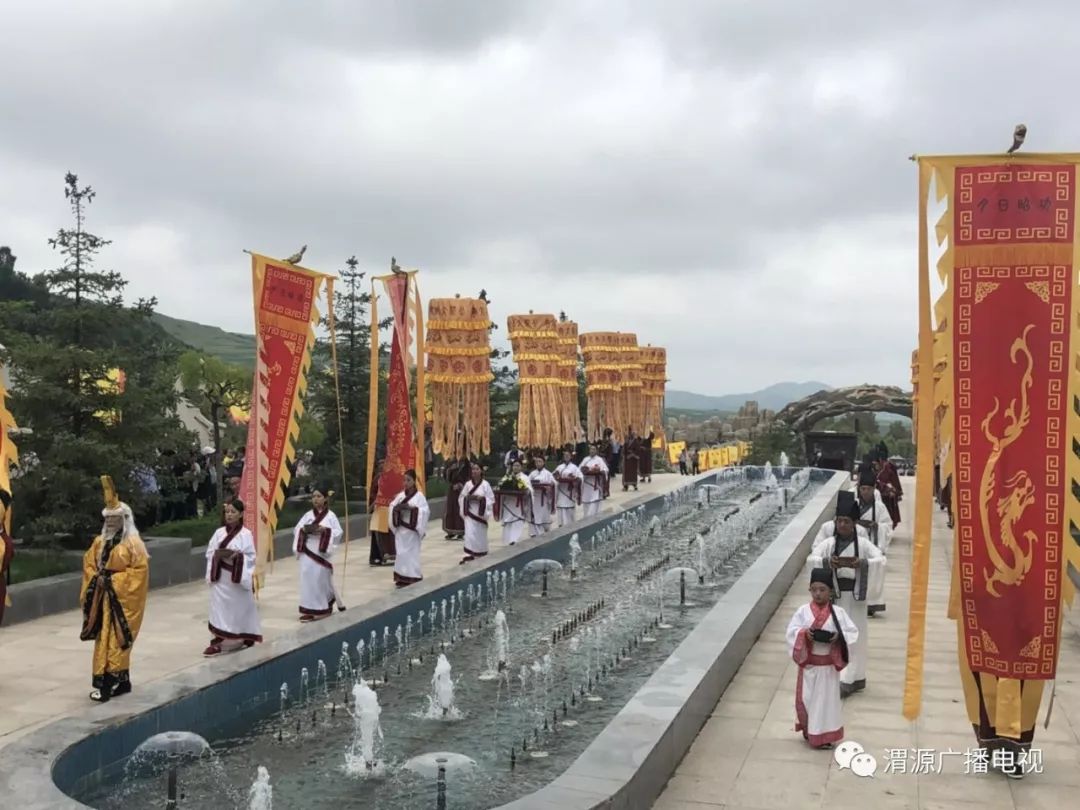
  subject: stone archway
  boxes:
[774,385,913,433]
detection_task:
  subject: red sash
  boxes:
[531,479,555,508]
[393,490,419,530]
[555,471,581,504]
[296,509,333,570]
[494,489,527,521]
[464,483,489,526]
[210,525,245,583]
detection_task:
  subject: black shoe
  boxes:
[90,674,115,703]
[112,680,132,698]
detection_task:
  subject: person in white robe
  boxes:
[528,455,556,536]
[497,460,533,546]
[808,490,885,696]
[553,449,583,527]
[854,464,892,614]
[579,443,609,518]
[204,499,261,655]
[786,567,859,748]
[293,484,345,621]
[459,463,494,562]
[389,469,429,587]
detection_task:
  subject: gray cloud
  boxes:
[1,0,1074,394]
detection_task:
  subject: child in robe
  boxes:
[785,567,859,748]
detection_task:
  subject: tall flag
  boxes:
[641,345,668,442]
[507,313,561,449]
[617,333,645,433]
[555,320,583,446]
[580,331,625,440]
[906,153,1080,745]
[1,357,18,615]
[425,297,492,459]
[239,253,329,586]
[366,266,425,533]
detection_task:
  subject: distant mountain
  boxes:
[666,382,832,413]
[152,313,256,368]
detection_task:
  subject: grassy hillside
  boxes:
[152,312,256,367]
[666,381,831,412]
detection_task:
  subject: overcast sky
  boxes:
[1,1,1074,395]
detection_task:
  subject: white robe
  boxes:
[814,516,889,613]
[293,509,343,616]
[579,455,609,517]
[389,490,430,581]
[553,462,583,527]
[206,525,261,642]
[808,532,885,689]
[786,603,859,746]
[499,473,533,545]
[528,468,556,536]
[459,479,494,556]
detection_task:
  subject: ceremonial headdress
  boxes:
[857,462,876,488]
[835,490,860,520]
[311,482,335,499]
[99,475,146,556]
[810,567,833,587]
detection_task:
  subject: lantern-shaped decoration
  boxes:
[616,333,644,435]
[640,345,667,441]
[425,297,494,459]
[507,313,561,449]
[580,331,624,441]
[555,320,582,445]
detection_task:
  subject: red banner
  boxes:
[374,273,416,511]
[952,164,1075,679]
[240,255,325,580]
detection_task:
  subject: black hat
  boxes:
[810,567,833,588]
[0,487,11,509]
[857,463,876,488]
[835,490,859,520]
[229,498,246,513]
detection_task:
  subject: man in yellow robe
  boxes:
[80,476,150,702]
[1,486,13,625]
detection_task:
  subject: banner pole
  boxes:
[326,277,351,600]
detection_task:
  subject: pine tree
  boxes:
[1,174,192,546]
[303,257,379,490]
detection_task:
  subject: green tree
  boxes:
[303,257,381,491]
[482,289,518,470]
[747,424,805,466]
[178,351,251,504]
[0,174,191,546]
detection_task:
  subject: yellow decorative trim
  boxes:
[508,330,558,339]
[426,373,494,384]
[520,377,563,386]
[426,319,491,330]
[981,629,1000,654]
[974,281,999,303]
[1025,281,1050,303]
[512,353,561,362]
[1018,635,1041,659]
[425,345,492,357]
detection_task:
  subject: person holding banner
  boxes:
[442,455,470,541]
[580,443,609,518]
[389,469,429,587]
[808,491,885,697]
[79,477,150,701]
[622,429,641,491]
[528,455,556,536]
[293,484,345,621]
[854,463,892,615]
[460,463,494,562]
[204,500,261,655]
[553,448,582,527]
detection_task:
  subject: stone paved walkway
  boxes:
[652,477,1080,810]
[0,473,689,751]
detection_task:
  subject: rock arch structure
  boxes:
[774,385,913,433]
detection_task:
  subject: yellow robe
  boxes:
[79,533,149,688]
